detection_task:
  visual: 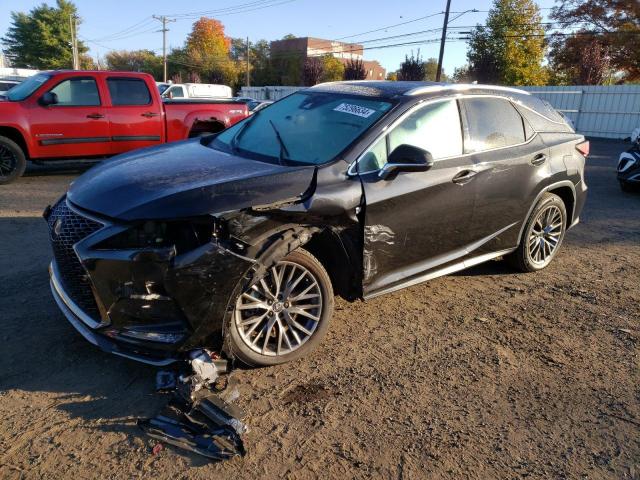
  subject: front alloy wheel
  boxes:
[228,249,334,366]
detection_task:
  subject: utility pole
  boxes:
[436,0,452,82]
[153,15,176,82]
[246,37,250,87]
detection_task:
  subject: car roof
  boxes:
[43,70,154,78]
[309,80,530,101]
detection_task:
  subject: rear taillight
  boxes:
[576,141,589,157]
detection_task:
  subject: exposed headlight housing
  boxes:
[97,216,224,254]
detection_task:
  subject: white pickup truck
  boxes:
[158,82,233,99]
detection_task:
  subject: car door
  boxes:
[105,76,164,155]
[458,96,551,255]
[29,76,111,158]
[359,98,478,296]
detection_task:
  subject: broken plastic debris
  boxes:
[139,350,246,462]
[152,443,163,455]
[138,393,246,461]
[188,349,230,392]
[156,370,177,392]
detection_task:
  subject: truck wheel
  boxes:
[0,136,27,185]
[227,249,334,367]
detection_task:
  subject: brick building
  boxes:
[270,37,386,81]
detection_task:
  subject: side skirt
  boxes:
[363,248,515,300]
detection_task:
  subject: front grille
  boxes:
[47,197,103,319]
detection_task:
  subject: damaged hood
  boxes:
[67,139,316,220]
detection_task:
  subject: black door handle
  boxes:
[86,113,104,119]
[531,153,547,166]
[141,112,160,118]
[452,169,478,184]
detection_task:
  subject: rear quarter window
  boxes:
[107,78,152,106]
[515,95,573,133]
[461,97,526,153]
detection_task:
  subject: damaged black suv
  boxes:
[46,81,588,367]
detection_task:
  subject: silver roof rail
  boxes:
[404,84,531,96]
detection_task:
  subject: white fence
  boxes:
[240,86,303,101]
[0,67,40,81]
[241,84,640,139]
[518,85,640,139]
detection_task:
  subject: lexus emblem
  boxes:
[53,218,63,237]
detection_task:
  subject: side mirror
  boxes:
[38,92,58,106]
[378,144,434,179]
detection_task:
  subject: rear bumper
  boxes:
[571,179,588,228]
[49,262,178,366]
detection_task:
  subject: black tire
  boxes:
[619,181,634,193]
[506,193,567,273]
[0,136,27,185]
[227,248,334,367]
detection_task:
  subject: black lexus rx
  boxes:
[45,81,588,367]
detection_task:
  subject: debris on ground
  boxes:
[139,349,246,462]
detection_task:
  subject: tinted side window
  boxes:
[107,78,151,106]
[170,86,185,98]
[462,98,526,153]
[49,78,100,106]
[388,99,463,160]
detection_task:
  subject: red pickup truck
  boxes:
[0,70,249,183]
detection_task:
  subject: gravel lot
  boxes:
[0,139,638,479]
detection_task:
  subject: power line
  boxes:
[334,11,446,41]
[162,0,297,20]
[88,17,154,42]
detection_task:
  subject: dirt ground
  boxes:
[0,139,638,479]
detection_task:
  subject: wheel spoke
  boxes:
[261,314,277,354]
[289,281,318,301]
[236,259,323,357]
[289,306,320,322]
[284,270,307,298]
[282,311,303,344]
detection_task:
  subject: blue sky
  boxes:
[1,0,556,76]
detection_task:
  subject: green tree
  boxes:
[344,58,367,80]
[230,38,276,86]
[320,55,345,82]
[105,50,163,79]
[466,0,548,85]
[451,65,472,83]
[397,51,426,81]
[549,0,639,83]
[2,0,90,69]
[423,57,449,81]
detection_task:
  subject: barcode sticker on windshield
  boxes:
[334,103,376,118]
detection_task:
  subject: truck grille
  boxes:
[47,198,103,319]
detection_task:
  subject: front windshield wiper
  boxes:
[269,120,291,166]
[230,111,260,152]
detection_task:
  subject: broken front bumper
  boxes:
[50,261,178,365]
[46,197,256,364]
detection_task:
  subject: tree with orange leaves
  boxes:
[170,17,237,85]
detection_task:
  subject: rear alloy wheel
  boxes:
[507,193,567,272]
[0,136,27,185]
[228,249,334,366]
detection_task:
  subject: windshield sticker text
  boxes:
[334,103,376,118]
